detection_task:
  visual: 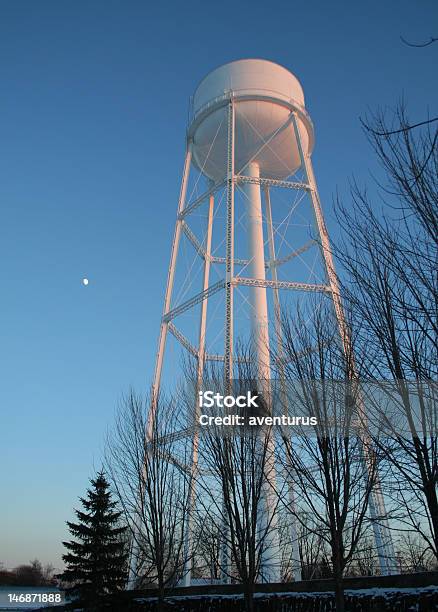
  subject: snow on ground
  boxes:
[134,584,438,603]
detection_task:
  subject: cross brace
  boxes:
[271,240,317,268]
[212,241,315,269]
[205,353,249,363]
[234,277,331,293]
[179,180,226,219]
[236,175,311,191]
[182,221,207,259]
[163,279,226,322]
[178,175,310,221]
[163,277,330,324]
[168,322,199,357]
[211,256,251,266]
[155,426,194,446]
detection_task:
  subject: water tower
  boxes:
[145,59,395,585]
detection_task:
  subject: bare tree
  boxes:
[192,514,221,582]
[197,423,280,610]
[105,390,191,609]
[335,105,438,561]
[296,519,332,580]
[13,560,46,586]
[183,352,282,612]
[273,302,379,612]
[347,536,380,577]
[396,533,437,573]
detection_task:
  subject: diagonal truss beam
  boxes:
[270,239,317,268]
[168,322,199,358]
[155,426,194,446]
[182,221,207,259]
[158,449,191,474]
[179,180,226,219]
[163,279,226,322]
[233,277,331,293]
[274,343,325,365]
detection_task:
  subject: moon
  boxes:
[82,278,89,286]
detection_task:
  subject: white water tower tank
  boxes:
[188,59,314,182]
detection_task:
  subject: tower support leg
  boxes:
[221,99,235,584]
[151,143,193,423]
[291,111,396,576]
[128,143,193,588]
[182,190,214,586]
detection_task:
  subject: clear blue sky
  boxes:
[0,0,436,570]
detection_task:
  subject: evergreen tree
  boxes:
[58,471,128,608]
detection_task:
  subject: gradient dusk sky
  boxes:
[0,0,437,570]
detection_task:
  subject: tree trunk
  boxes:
[244,583,255,612]
[332,550,345,612]
[424,476,438,560]
[157,579,165,612]
[334,577,345,612]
